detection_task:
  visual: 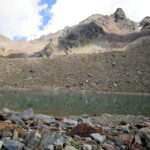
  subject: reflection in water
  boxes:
[0,90,150,116]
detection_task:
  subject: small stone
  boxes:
[88,74,93,77]
[81,114,89,119]
[122,126,130,133]
[112,62,116,66]
[13,129,18,140]
[77,118,92,125]
[120,145,126,150]
[119,121,127,125]
[113,83,118,87]
[47,144,54,150]
[115,138,124,146]
[2,130,13,138]
[102,143,114,150]
[119,134,134,145]
[0,141,3,149]
[64,118,77,126]
[35,114,55,125]
[2,140,24,150]
[18,108,33,121]
[64,145,77,150]
[90,133,106,143]
[82,144,92,150]
[134,134,142,145]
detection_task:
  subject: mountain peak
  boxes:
[114,8,126,21]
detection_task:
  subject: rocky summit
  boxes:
[0,108,149,150]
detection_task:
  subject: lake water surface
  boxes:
[0,90,150,116]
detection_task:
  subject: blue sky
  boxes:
[0,0,149,40]
[39,0,56,30]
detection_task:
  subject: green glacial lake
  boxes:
[0,90,150,116]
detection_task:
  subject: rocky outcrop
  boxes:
[140,16,150,30]
[114,8,126,21]
[113,8,137,32]
[58,22,105,51]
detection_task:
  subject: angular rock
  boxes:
[62,118,78,128]
[0,141,3,149]
[122,126,130,133]
[119,134,134,145]
[90,133,106,143]
[77,118,92,125]
[68,123,103,137]
[115,138,124,146]
[0,109,11,120]
[34,114,55,125]
[24,131,41,149]
[81,114,89,119]
[139,128,150,149]
[2,140,24,150]
[18,109,33,121]
[134,134,142,145]
[82,144,92,150]
[63,145,77,150]
[39,131,66,149]
[9,115,24,125]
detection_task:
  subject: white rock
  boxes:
[90,133,106,143]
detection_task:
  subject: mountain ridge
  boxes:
[0,8,150,58]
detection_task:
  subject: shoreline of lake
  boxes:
[1,85,150,96]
